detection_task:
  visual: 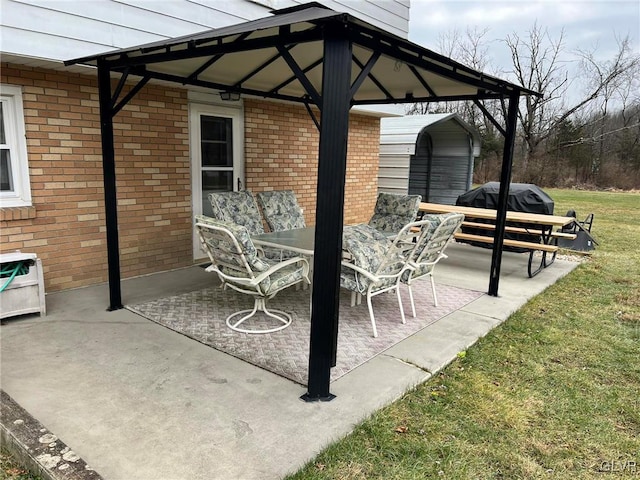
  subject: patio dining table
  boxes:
[252,227,316,257]
[251,226,396,260]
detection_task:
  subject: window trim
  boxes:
[1,84,32,208]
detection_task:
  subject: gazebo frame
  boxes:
[66,3,540,401]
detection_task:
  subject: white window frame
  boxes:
[1,85,32,207]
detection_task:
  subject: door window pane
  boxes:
[201,171,233,217]
[0,102,9,191]
[201,116,232,167]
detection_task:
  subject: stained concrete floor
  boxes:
[0,244,580,480]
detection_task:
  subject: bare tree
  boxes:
[576,35,640,178]
[504,23,568,180]
[407,27,498,121]
[505,27,640,182]
[408,23,640,188]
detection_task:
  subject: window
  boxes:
[0,85,31,207]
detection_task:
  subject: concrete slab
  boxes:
[0,247,580,480]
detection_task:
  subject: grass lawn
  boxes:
[287,188,640,480]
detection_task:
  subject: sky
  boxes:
[407,0,640,97]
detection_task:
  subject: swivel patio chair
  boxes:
[195,215,310,334]
[340,220,430,338]
[401,213,464,316]
[368,192,422,235]
[256,190,306,232]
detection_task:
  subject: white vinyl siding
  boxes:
[0,0,410,62]
[0,85,31,207]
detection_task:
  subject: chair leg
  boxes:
[395,286,406,324]
[430,274,438,307]
[226,297,292,334]
[366,294,378,338]
[407,284,417,317]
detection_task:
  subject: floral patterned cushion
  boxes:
[208,191,265,235]
[257,259,306,295]
[340,224,403,293]
[256,190,306,232]
[342,224,392,272]
[195,215,269,272]
[402,213,463,281]
[368,192,422,234]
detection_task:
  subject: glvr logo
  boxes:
[599,460,637,473]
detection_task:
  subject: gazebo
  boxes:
[66,3,540,401]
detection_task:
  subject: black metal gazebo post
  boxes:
[97,60,123,311]
[489,91,520,296]
[302,22,352,402]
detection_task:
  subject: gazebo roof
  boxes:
[66,3,539,106]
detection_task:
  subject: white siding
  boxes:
[0,0,409,62]
[0,0,267,60]
[307,0,409,37]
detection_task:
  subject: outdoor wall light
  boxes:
[219,91,241,101]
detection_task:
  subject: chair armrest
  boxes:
[340,260,379,282]
[207,256,309,287]
[251,256,310,284]
[408,252,448,270]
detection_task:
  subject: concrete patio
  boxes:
[0,243,580,480]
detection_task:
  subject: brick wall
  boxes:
[1,65,381,292]
[244,99,380,226]
[1,63,192,291]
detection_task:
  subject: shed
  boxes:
[379,114,481,205]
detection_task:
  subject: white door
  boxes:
[190,103,244,258]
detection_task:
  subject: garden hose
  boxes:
[0,261,29,293]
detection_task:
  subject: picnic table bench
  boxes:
[419,202,577,277]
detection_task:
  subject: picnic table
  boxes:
[419,202,577,277]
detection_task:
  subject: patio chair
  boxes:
[195,215,310,334]
[368,192,422,235]
[208,190,265,235]
[340,220,430,338]
[401,213,464,316]
[208,190,288,259]
[256,190,306,232]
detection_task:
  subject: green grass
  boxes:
[287,188,640,480]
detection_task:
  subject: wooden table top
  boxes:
[419,202,575,227]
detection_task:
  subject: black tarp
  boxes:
[456,182,554,252]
